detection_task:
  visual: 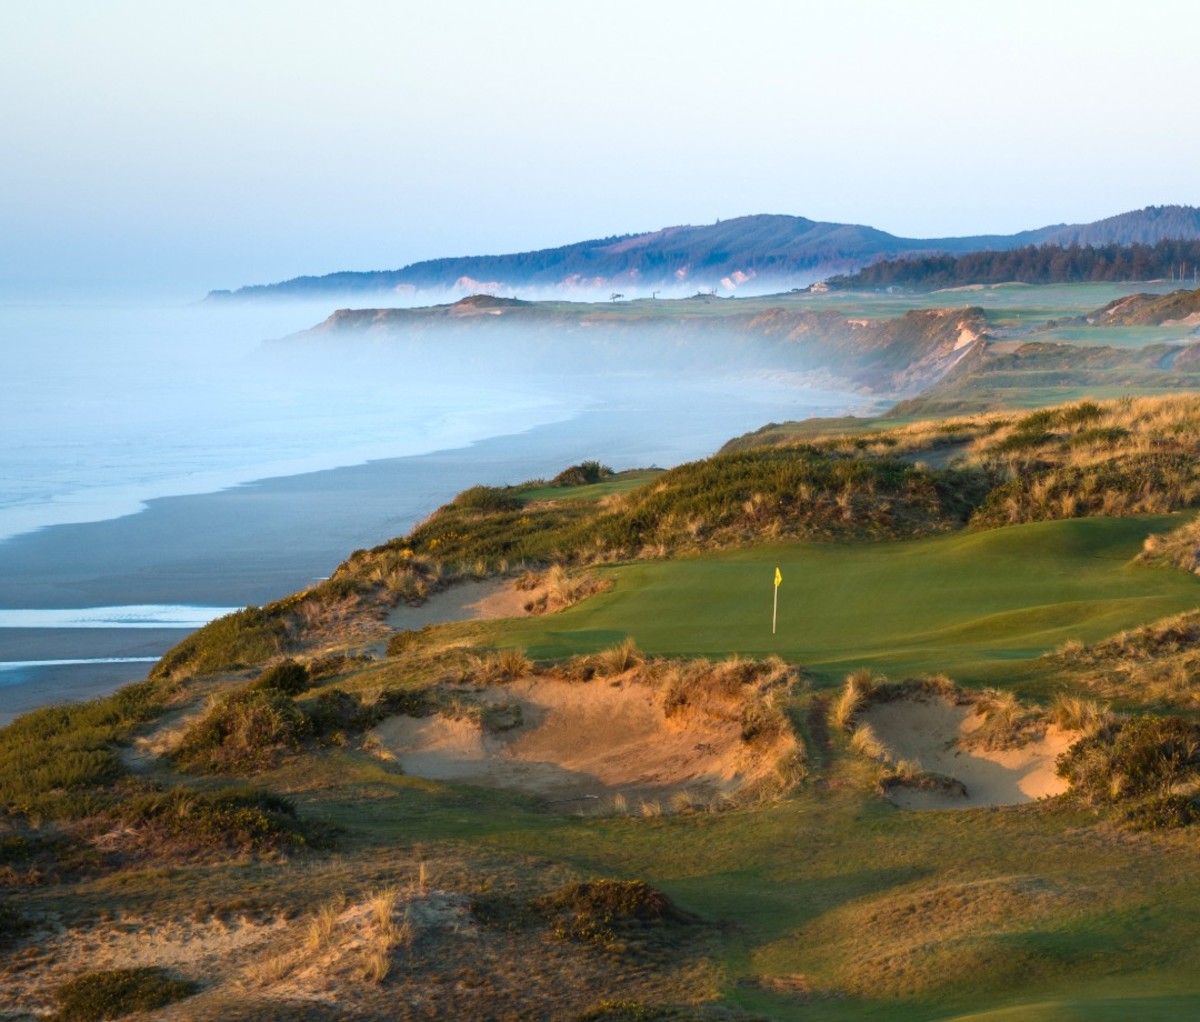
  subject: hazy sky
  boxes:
[2,0,1197,298]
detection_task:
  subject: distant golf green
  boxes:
[479,514,1200,687]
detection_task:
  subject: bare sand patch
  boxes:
[370,671,796,807]
[384,579,516,632]
[860,695,1076,810]
[1,914,287,1019]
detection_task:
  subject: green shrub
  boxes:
[307,652,374,681]
[386,629,423,656]
[53,967,198,1020]
[574,1003,677,1022]
[452,484,523,512]
[174,688,311,774]
[552,461,614,487]
[0,901,33,949]
[250,660,310,696]
[304,688,385,739]
[535,879,698,945]
[1057,715,1200,803]
[118,785,326,852]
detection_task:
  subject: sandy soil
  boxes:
[370,675,776,806]
[384,578,539,634]
[1,914,289,1020]
[861,696,1075,810]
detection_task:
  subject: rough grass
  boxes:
[0,679,166,819]
[1048,609,1200,708]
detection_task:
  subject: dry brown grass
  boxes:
[832,670,883,732]
[305,898,344,952]
[1049,693,1113,735]
[849,723,890,761]
[1138,513,1200,574]
[964,689,1046,750]
[1048,610,1200,708]
[596,637,644,675]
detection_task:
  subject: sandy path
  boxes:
[861,696,1075,809]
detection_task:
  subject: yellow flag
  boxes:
[774,567,782,587]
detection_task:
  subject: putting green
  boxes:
[481,514,1200,686]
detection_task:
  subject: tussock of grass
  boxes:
[1139,513,1200,574]
[849,723,890,761]
[965,688,1047,750]
[1049,610,1200,708]
[1049,693,1113,735]
[518,564,611,614]
[831,669,882,732]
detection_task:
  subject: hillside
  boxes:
[207,206,1200,301]
[8,395,1200,1019]
[287,295,988,398]
[1087,286,1200,326]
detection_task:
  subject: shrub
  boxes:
[551,461,614,487]
[386,629,423,656]
[535,879,698,945]
[307,652,374,682]
[0,901,33,949]
[452,484,523,512]
[250,660,310,696]
[54,967,198,1021]
[151,603,291,680]
[118,786,326,853]
[174,688,311,774]
[1057,715,1200,803]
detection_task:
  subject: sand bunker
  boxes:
[384,579,521,632]
[860,696,1076,810]
[370,675,789,806]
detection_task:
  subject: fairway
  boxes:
[481,514,1200,686]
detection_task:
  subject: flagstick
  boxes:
[772,582,778,635]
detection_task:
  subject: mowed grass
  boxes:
[472,514,1200,687]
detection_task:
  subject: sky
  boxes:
[2,0,1198,299]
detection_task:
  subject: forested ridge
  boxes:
[825,238,1200,291]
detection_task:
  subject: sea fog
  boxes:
[0,293,868,721]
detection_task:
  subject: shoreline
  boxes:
[0,377,860,722]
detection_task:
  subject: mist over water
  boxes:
[0,290,867,719]
[0,297,578,543]
[0,294,866,547]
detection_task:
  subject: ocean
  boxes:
[0,294,865,721]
